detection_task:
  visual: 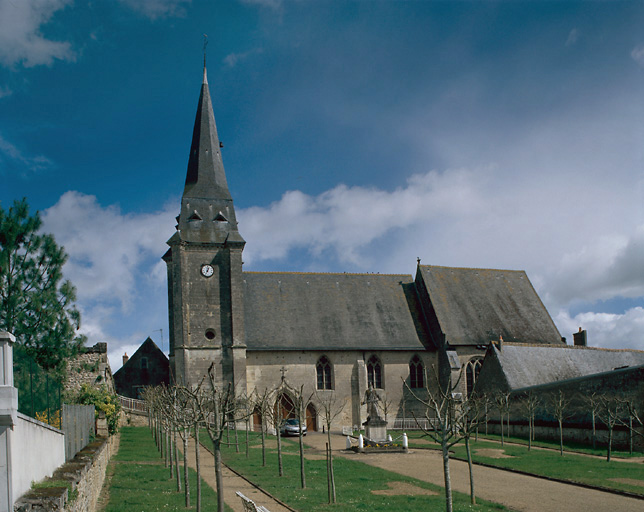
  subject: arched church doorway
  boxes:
[275,392,296,421]
[252,406,263,432]
[306,402,317,432]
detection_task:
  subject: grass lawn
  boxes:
[209,430,507,512]
[104,426,233,511]
[395,431,644,496]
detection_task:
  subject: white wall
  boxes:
[10,413,65,501]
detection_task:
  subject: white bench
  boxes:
[236,491,271,512]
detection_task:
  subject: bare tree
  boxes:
[253,387,273,467]
[315,391,346,503]
[178,383,207,512]
[617,398,643,454]
[597,395,623,462]
[265,385,287,477]
[236,391,254,460]
[548,390,572,456]
[581,391,602,450]
[193,364,248,512]
[283,382,314,489]
[520,391,540,451]
[494,391,511,447]
[459,393,485,505]
[405,367,473,512]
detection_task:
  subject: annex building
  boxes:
[162,67,565,431]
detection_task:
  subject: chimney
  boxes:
[123,353,129,365]
[573,328,587,347]
[498,335,503,352]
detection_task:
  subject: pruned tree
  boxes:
[236,390,254,460]
[159,385,182,491]
[548,390,572,456]
[494,391,511,446]
[265,385,286,477]
[194,364,250,512]
[617,397,643,454]
[520,391,540,451]
[175,382,207,512]
[315,391,346,503]
[378,391,395,423]
[283,382,314,489]
[405,366,474,512]
[581,391,602,450]
[253,387,273,467]
[597,395,623,462]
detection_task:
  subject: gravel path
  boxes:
[303,432,644,512]
[183,437,292,512]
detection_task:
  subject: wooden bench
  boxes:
[236,491,271,512]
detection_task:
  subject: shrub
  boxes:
[71,384,121,434]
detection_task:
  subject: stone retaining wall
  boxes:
[14,434,119,512]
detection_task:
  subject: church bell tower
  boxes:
[163,66,247,390]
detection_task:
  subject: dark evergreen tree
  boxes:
[0,198,85,372]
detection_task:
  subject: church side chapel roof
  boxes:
[242,272,431,351]
[417,265,562,346]
[493,343,644,391]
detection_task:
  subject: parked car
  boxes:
[279,418,307,436]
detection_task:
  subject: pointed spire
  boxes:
[174,64,245,246]
[183,66,230,200]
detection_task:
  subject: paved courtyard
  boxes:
[180,431,644,512]
[303,432,644,512]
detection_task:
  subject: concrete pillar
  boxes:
[0,332,18,512]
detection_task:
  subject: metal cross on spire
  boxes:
[203,34,208,67]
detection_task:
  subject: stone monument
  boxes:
[362,384,388,442]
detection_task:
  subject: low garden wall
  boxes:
[11,413,65,503]
[483,420,644,452]
[13,433,119,512]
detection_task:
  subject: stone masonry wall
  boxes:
[65,343,115,397]
[14,434,119,512]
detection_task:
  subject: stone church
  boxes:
[163,67,564,431]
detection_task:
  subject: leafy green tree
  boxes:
[0,198,84,372]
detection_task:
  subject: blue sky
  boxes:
[1,0,643,371]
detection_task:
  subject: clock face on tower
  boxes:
[201,264,214,278]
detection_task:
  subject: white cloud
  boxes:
[631,44,644,67]
[555,308,644,351]
[0,0,75,67]
[0,134,53,173]
[223,47,264,68]
[239,167,487,268]
[41,191,175,308]
[240,0,282,10]
[565,28,579,47]
[118,0,191,19]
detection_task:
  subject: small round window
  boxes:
[205,329,216,340]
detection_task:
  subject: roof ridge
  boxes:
[243,271,412,277]
[420,264,525,273]
[503,342,644,354]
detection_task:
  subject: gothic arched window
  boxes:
[466,358,483,396]
[316,356,333,390]
[409,355,424,388]
[367,355,383,389]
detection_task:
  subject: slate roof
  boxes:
[417,265,562,346]
[493,343,644,391]
[242,272,430,351]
